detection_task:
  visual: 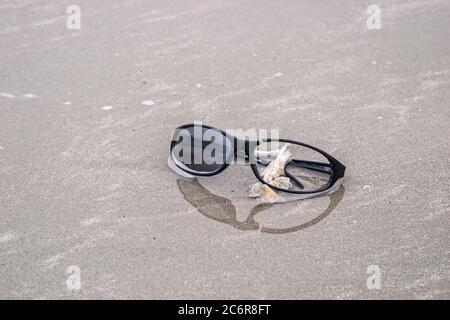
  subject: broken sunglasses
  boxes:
[168,124,346,198]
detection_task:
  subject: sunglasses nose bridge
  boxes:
[231,136,259,163]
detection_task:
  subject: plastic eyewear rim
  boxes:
[169,123,346,195]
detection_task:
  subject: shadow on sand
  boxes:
[177,179,345,234]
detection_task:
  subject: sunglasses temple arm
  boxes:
[289,159,332,174]
[284,169,305,190]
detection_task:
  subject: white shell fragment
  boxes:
[271,176,292,189]
[249,143,292,204]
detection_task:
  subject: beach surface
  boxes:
[0,0,449,299]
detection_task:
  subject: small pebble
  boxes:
[0,93,15,98]
[196,83,202,88]
[63,101,72,105]
[273,72,283,77]
[142,100,155,106]
[24,93,38,98]
[101,106,113,111]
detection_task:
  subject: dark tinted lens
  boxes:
[171,126,232,174]
[254,141,332,192]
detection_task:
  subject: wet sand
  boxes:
[0,0,449,299]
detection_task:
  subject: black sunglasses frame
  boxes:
[169,124,346,195]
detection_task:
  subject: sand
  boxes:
[0,0,449,299]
